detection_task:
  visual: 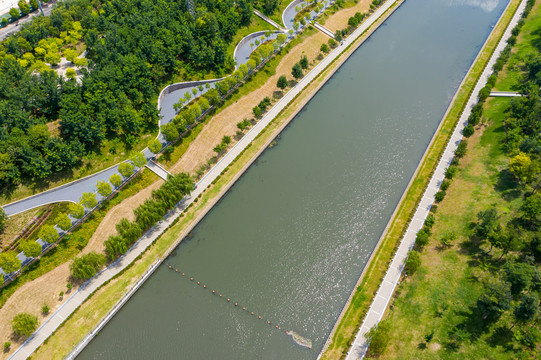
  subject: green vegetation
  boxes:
[55,213,72,231]
[41,304,49,315]
[370,1,541,358]
[118,163,135,179]
[0,252,21,273]
[69,252,106,280]
[79,192,97,209]
[11,312,38,337]
[96,181,112,198]
[0,0,266,199]
[19,241,41,258]
[69,203,85,219]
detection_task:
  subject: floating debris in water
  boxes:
[286,331,312,349]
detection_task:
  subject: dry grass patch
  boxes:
[322,0,372,32]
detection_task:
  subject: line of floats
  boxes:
[167,264,312,350]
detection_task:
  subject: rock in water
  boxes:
[286,330,312,349]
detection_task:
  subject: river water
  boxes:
[77,0,509,359]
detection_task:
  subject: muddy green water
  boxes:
[78,0,509,359]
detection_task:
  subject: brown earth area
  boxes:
[322,0,372,33]
[0,207,42,250]
[0,3,379,356]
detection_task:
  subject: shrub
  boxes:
[70,252,107,280]
[300,55,309,70]
[445,166,457,179]
[424,214,435,229]
[435,190,446,203]
[20,241,42,258]
[320,43,329,53]
[440,179,451,191]
[366,319,391,357]
[415,229,430,249]
[455,141,467,158]
[116,219,142,244]
[440,231,457,247]
[463,124,475,137]
[4,342,10,351]
[222,136,231,144]
[118,162,135,178]
[252,105,262,118]
[11,313,38,337]
[328,38,337,48]
[405,250,421,274]
[41,304,49,314]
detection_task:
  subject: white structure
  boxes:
[0,0,20,17]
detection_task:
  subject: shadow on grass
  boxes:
[495,169,521,201]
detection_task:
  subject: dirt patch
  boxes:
[82,179,164,254]
[322,0,372,33]
[169,30,328,175]
[46,120,61,137]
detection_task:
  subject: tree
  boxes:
[148,139,162,154]
[161,123,179,142]
[69,203,85,219]
[334,30,342,42]
[39,224,59,244]
[131,153,147,168]
[292,62,303,79]
[521,194,541,225]
[0,252,21,273]
[96,180,112,197]
[320,43,329,53]
[475,207,499,239]
[110,173,122,188]
[505,261,539,294]
[9,8,20,20]
[118,162,135,178]
[513,293,539,328]
[0,208,7,233]
[20,241,41,258]
[70,252,106,280]
[300,55,309,70]
[11,313,38,337]
[105,235,127,260]
[29,0,38,10]
[415,228,430,249]
[405,250,421,274]
[55,213,72,231]
[253,106,262,118]
[477,282,512,321]
[277,75,288,90]
[79,192,98,209]
[199,97,210,112]
[116,219,142,244]
[510,152,536,183]
[18,0,30,15]
[65,68,77,79]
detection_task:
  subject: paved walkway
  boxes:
[8,1,401,358]
[313,22,334,38]
[489,90,522,97]
[254,9,286,30]
[145,161,171,180]
[344,1,528,359]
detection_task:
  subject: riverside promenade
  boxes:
[8,1,402,359]
[344,0,528,358]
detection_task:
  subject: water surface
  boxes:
[78,0,509,359]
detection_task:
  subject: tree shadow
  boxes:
[487,326,514,349]
[494,169,521,202]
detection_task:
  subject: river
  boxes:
[77,0,509,359]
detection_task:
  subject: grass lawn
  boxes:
[494,0,541,91]
[377,96,532,359]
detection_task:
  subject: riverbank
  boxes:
[16,1,406,359]
[319,0,523,358]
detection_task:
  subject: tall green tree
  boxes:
[39,224,59,244]
[11,313,38,337]
[79,192,98,209]
[0,252,21,273]
[20,241,41,258]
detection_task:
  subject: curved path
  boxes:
[343,0,527,358]
[1,0,329,217]
[8,1,401,358]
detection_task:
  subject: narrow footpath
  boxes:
[8,1,402,358]
[343,0,528,358]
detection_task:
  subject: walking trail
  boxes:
[343,0,528,358]
[8,1,401,359]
